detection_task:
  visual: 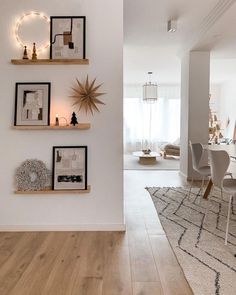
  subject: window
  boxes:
[124,96,180,153]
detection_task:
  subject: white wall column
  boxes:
[180,51,210,179]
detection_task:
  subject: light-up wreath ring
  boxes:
[14,11,50,52]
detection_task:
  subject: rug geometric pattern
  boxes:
[146,187,236,295]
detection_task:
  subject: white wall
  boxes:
[180,51,210,179]
[218,80,236,139]
[180,54,190,178]
[210,84,221,114]
[0,0,124,230]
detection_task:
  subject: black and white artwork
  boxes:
[50,16,86,59]
[14,83,51,126]
[52,146,87,190]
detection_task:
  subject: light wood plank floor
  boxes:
[0,170,193,295]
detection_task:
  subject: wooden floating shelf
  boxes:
[13,123,91,130]
[11,59,89,65]
[15,185,91,195]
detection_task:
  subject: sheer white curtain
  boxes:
[124,95,180,153]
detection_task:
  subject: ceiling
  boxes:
[124,0,236,85]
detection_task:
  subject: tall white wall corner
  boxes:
[180,51,210,179]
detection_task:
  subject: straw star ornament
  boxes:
[70,75,106,115]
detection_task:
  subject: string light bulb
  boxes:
[14,11,50,52]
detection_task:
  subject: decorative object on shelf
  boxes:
[142,149,151,155]
[70,112,78,126]
[143,72,158,103]
[52,146,87,190]
[31,42,37,60]
[15,159,50,191]
[70,75,105,115]
[22,46,29,59]
[209,94,223,144]
[226,117,230,128]
[50,16,86,59]
[14,11,50,55]
[233,122,236,144]
[14,82,51,126]
[55,114,59,126]
[54,116,68,126]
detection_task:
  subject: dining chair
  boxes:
[188,142,211,199]
[205,150,236,245]
[188,142,232,200]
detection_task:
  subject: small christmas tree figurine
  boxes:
[70,112,78,126]
[32,42,37,60]
[22,46,29,60]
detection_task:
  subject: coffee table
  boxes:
[133,151,160,165]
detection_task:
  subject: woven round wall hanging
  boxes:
[15,159,49,191]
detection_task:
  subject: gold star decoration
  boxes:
[70,75,106,115]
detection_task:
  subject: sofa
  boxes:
[160,139,180,159]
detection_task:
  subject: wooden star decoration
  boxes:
[70,75,106,115]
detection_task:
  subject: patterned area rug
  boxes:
[146,187,236,295]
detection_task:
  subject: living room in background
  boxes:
[124,85,180,153]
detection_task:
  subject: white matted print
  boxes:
[50,16,86,59]
[52,146,87,190]
[14,83,51,126]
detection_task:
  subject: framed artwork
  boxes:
[52,146,87,190]
[14,82,51,126]
[50,16,86,59]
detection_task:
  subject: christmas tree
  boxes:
[70,112,78,126]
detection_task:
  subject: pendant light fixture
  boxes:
[143,72,158,103]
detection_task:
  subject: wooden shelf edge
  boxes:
[11,59,89,65]
[13,123,91,130]
[15,185,91,195]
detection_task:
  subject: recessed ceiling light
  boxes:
[167,20,177,33]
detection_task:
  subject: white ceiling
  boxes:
[124,0,236,85]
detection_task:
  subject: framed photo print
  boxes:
[14,82,51,126]
[50,16,86,59]
[52,146,87,190]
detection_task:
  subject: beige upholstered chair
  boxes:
[160,138,180,159]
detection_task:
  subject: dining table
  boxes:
[202,144,236,199]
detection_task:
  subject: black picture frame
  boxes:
[50,16,86,59]
[14,82,51,126]
[52,146,88,190]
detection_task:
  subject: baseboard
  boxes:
[0,223,126,232]
[179,171,188,180]
[179,171,203,182]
